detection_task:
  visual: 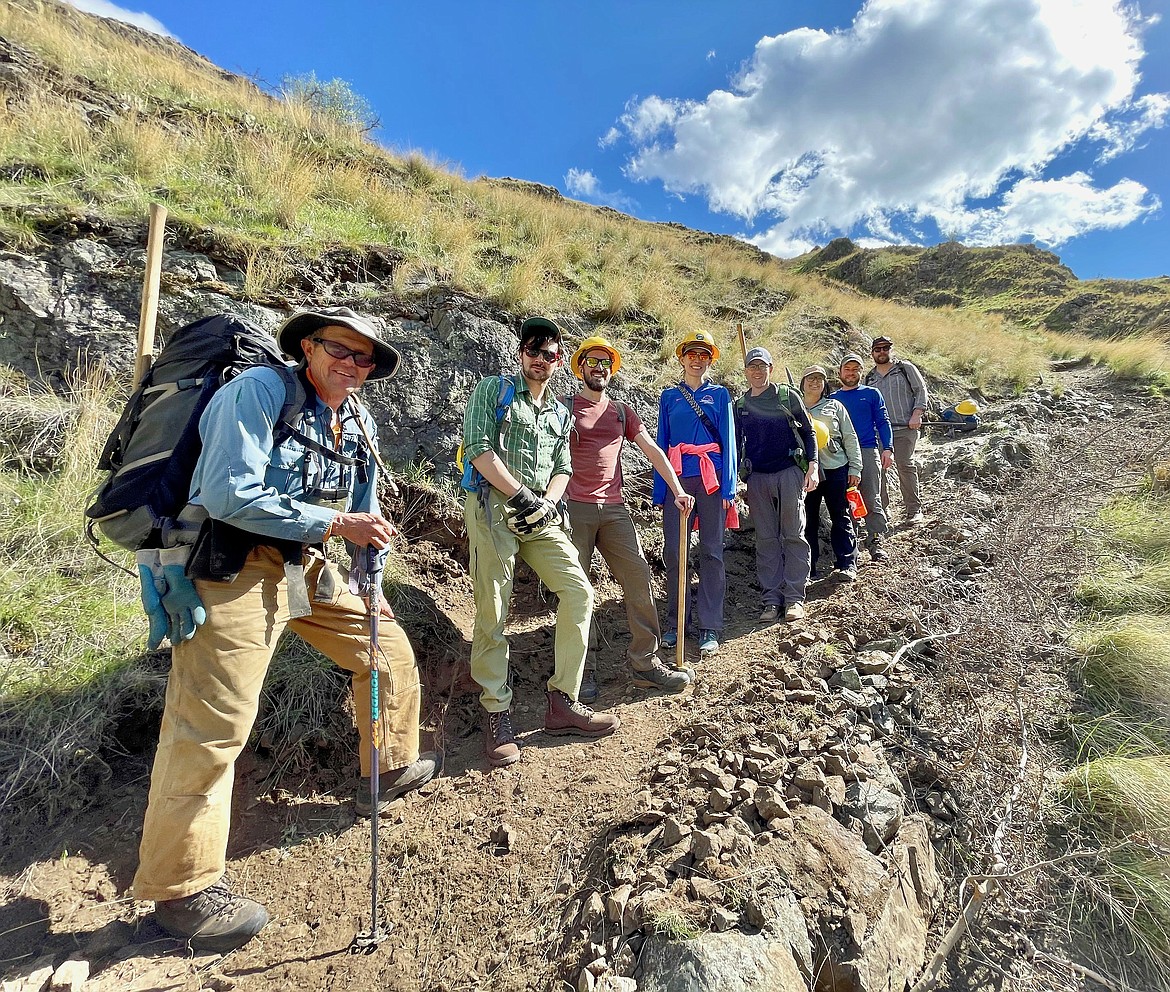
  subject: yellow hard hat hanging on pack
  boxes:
[956,399,979,416]
[812,418,830,450]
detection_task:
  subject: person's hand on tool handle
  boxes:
[672,491,695,514]
[332,511,397,549]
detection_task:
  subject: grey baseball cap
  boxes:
[840,353,865,368]
[744,347,773,366]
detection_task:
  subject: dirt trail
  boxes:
[1,364,1163,992]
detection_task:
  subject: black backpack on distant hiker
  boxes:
[85,314,306,552]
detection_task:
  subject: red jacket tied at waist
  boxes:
[668,442,720,495]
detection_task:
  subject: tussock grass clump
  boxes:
[1072,616,1170,719]
[1076,559,1170,614]
[1060,756,1170,839]
[1046,330,1170,387]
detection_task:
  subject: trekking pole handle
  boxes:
[135,203,167,387]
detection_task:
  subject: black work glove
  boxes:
[504,485,557,535]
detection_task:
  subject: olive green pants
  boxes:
[134,546,420,902]
[465,492,593,711]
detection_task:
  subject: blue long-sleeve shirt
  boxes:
[653,381,737,504]
[189,365,385,568]
[833,385,893,451]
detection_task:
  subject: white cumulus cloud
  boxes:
[614,0,1165,251]
[65,0,174,37]
[565,168,637,212]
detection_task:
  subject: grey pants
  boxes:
[745,466,810,606]
[662,476,726,633]
[858,447,889,540]
[882,427,922,516]
[568,500,661,671]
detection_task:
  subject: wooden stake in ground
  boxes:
[134,202,167,387]
[736,322,748,366]
[676,507,690,671]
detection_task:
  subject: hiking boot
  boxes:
[905,511,925,525]
[483,710,521,768]
[830,567,857,583]
[544,690,620,738]
[784,602,805,622]
[869,537,889,563]
[355,751,443,817]
[698,630,719,655]
[154,880,268,953]
[579,667,599,704]
[630,659,692,693]
[758,605,781,624]
[661,630,677,649]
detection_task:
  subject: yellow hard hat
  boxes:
[956,399,979,416]
[675,330,721,362]
[812,418,831,450]
[570,336,622,378]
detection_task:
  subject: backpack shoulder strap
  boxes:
[271,365,307,443]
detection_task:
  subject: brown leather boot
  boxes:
[544,690,620,738]
[483,710,521,767]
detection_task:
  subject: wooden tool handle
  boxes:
[134,202,167,387]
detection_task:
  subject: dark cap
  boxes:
[519,316,562,347]
[276,307,400,380]
[871,335,894,347]
[744,347,773,366]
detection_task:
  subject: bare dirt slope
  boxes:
[1,364,1163,992]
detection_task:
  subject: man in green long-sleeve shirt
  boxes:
[461,317,620,768]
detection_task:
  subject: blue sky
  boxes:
[74,0,1169,280]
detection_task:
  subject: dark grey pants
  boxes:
[662,476,726,633]
[745,466,810,606]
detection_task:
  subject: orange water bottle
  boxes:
[845,485,867,519]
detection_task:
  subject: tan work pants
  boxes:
[465,492,593,711]
[567,500,661,671]
[134,546,420,902]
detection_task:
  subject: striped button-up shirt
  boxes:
[461,373,572,492]
[864,359,929,428]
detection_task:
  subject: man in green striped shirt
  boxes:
[461,317,620,768]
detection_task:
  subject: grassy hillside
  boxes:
[5,0,1168,394]
[797,238,1170,342]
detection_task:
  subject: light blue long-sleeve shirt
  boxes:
[653,381,737,504]
[189,365,382,564]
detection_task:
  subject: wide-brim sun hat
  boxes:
[570,335,623,379]
[277,307,401,380]
[675,330,721,361]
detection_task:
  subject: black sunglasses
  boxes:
[523,344,560,362]
[872,344,891,352]
[311,336,377,368]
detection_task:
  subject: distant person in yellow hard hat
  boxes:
[735,347,819,624]
[863,336,930,525]
[563,337,694,700]
[801,365,863,583]
[655,330,737,657]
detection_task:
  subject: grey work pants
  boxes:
[882,427,922,517]
[662,476,726,633]
[745,466,810,606]
[858,447,889,541]
[568,500,661,671]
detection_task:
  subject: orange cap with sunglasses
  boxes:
[570,335,623,378]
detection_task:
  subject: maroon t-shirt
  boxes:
[566,395,644,504]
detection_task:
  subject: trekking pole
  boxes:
[350,543,389,954]
[676,506,690,671]
[134,202,167,387]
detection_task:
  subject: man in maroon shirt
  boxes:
[565,337,695,700]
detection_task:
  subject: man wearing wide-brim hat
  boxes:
[133,306,438,954]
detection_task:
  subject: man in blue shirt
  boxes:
[833,353,894,562]
[133,308,438,953]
